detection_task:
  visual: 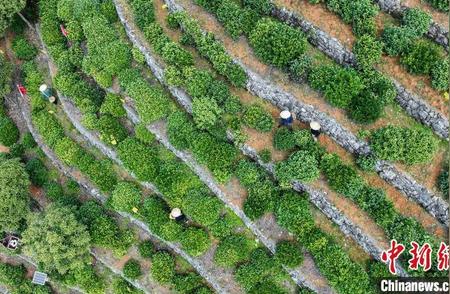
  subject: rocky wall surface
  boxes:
[118,0,410,277]
[270,4,449,140]
[374,0,448,50]
[376,161,449,226]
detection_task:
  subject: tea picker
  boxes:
[310,121,321,141]
[280,110,293,128]
[169,208,186,222]
[39,84,57,104]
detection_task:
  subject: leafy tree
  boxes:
[22,132,36,149]
[0,158,30,232]
[348,91,384,124]
[0,0,26,36]
[425,0,448,12]
[402,8,431,36]
[43,180,64,201]
[22,204,91,274]
[134,123,155,144]
[216,0,251,39]
[63,265,105,294]
[123,259,142,279]
[117,138,160,181]
[353,35,382,69]
[77,200,133,256]
[370,126,438,164]
[243,0,272,15]
[214,234,255,267]
[243,179,278,219]
[98,115,128,145]
[275,150,320,187]
[320,153,364,199]
[111,181,142,212]
[112,278,142,294]
[173,272,204,294]
[275,240,303,268]
[130,0,155,28]
[25,157,49,186]
[356,154,377,172]
[235,248,284,292]
[151,251,176,284]
[249,18,307,68]
[325,0,378,36]
[235,160,264,187]
[289,55,313,82]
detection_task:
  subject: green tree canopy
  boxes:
[0,0,26,36]
[22,204,91,274]
[0,158,30,232]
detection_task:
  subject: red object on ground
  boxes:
[60,24,68,37]
[17,85,27,97]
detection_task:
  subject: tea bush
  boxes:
[249,18,307,68]
[243,104,274,132]
[123,259,142,279]
[370,126,438,164]
[275,240,303,268]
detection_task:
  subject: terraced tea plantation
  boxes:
[0,0,448,293]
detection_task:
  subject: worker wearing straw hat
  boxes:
[310,121,321,141]
[280,110,293,128]
[169,208,186,222]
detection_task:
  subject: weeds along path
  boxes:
[158,0,448,227]
[373,0,448,50]
[33,27,237,294]
[113,0,409,277]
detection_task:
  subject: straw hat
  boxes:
[310,121,321,131]
[39,84,48,92]
[280,110,291,119]
[169,208,182,219]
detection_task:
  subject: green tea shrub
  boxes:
[249,18,307,68]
